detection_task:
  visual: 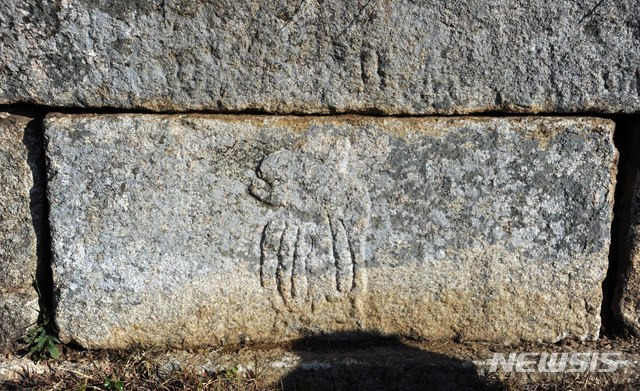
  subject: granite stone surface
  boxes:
[45,114,617,348]
[1,1,639,114]
[0,113,40,349]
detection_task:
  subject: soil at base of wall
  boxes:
[2,336,640,390]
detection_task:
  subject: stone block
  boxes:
[1,1,639,114]
[45,115,617,348]
[0,113,40,348]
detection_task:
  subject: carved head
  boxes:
[249,137,370,227]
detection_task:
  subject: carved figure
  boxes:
[250,138,370,310]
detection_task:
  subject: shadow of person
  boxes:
[274,332,504,391]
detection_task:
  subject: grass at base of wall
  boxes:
[3,337,640,391]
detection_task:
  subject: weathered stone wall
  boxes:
[0,1,640,352]
[44,115,615,348]
[1,0,639,114]
[0,114,40,349]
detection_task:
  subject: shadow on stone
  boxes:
[21,116,55,329]
[275,332,503,391]
[608,114,640,336]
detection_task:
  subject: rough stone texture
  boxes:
[0,113,40,349]
[45,114,616,349]
[2,1,639,114]
[0,293,39,349]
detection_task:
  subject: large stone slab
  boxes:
[45,115,616,348]
[0,114,40,349]
[2,1,639,114]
